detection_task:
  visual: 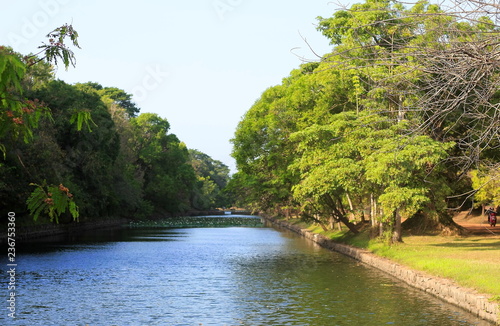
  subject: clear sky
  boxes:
[1,0,339,173]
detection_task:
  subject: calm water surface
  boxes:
[0,218,492,326]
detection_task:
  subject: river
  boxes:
[0,216,492,325]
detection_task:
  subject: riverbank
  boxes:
[0,218,129,244]
[263,215,500,325]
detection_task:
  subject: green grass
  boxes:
[286,218,500,301]
[366,236,500,298]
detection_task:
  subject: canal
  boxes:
[0,216,491,325]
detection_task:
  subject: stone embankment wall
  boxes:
[265,216,500,325]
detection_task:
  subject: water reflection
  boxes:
[0,225,492,326]
[227,232,469,326]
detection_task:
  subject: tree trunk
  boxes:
[337,213,359,234]
[391,209,403,243]
[379,219,384,238]
[315,214,329,232]
[302,212,329,232]
[323,194,359,234]
[346,192,355,221]
[370,193,376,226]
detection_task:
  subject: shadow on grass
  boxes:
[327,224,373,248]
[429,238,500,250]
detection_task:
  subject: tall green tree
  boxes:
[131,113,197,214]
[1,24,85,223]
[81,82,139,117]
[27,80,120,219]
[232,1,466,238]
[290,112,453,241]
[318,0,500,190]
[231,62,354,216]
[188,149,231,209]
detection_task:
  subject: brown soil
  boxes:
[453,210,500,236]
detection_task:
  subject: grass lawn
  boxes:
[367,235,500,300]
[286,218,500,301]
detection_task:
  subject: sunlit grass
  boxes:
[364,235,500,298]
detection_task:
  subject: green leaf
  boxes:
[26,183,80,223]
[70,110,96,132]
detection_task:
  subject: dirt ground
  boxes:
[453,210,500,236]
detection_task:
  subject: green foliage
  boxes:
[0,48,50,155]
[189,149,231,209]
[231,0,493,239]
[69,110,96,132]
[470,168,500,208]
[1,25,227,225]
[35,24,80,70]
[0,24,81,155]
[318,0,402,48]
[26,182,79,223]
[80,82,139,117]
[130,113,198,214]
[1,73,223,222]
[289,112,452,232]
[231,62,355,214]
[0,48,25,93]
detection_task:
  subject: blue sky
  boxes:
[1,0,339,173]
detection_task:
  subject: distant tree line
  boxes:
[0,31,232,224]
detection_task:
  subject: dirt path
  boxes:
[453,211,500,236]
[457,222,500,236]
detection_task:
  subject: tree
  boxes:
[470,167,500,213]
[290,112,453,241]
[103,91,147,217]
[0,47,49,155]
[231,84,294,213]
[28,24,80,70]
[317,0,500,180]
[26,80,120,219]
[81,82,140,117]
[1,24,83,223]
[131,113,197,214]
[188,149,231,209]
[231,62,355,216]
[317,0,422,121]
[230,1,490,239]
[289,118,366,234]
